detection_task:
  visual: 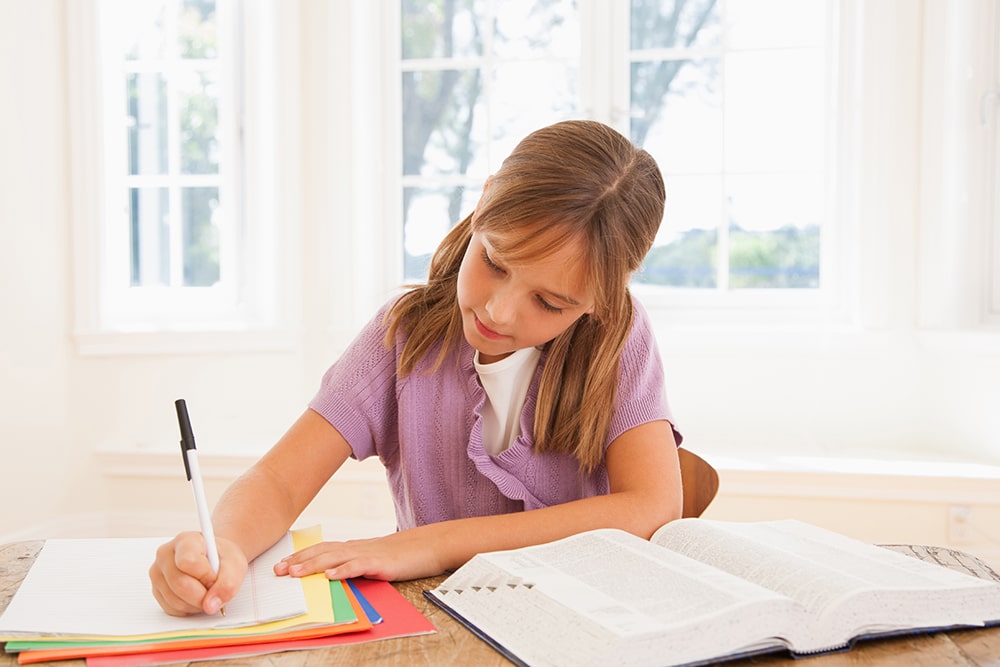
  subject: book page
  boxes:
[652,519,1000,651]
[880,543,1000,582]
[0,533,307,638]
[432,529,804,667]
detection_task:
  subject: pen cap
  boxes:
[175,399,197,447]
[175,399,196,480]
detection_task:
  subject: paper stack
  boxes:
[0,527,435,665]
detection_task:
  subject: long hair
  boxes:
[386,120,665,472]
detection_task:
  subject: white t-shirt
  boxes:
[474,347,542,456]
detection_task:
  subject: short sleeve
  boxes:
[307,302,400,461]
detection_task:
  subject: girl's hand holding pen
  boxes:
[149,532,248,617]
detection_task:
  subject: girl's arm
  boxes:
[150,408,352,616]
[276,418,682,582]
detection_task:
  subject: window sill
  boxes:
[706,452,1000,504]
[651,321,1000,354]
[94,446,387,484]
[95,445,1000,494]
[74,328,298,356]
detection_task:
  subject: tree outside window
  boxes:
[399,0,827,292]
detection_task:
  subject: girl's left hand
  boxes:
[273,530,444,582]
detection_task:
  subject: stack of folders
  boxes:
[0,527,435,666]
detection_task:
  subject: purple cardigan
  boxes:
[308,295,680,530]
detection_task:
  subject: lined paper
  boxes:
[0,532,307,637]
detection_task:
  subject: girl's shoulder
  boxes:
[626,292,656,342]
[616,293,664,378]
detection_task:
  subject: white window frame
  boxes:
[379,0,853,329]
[67,0,297,355]
[320,1,1000,343]
[610,1,848,327]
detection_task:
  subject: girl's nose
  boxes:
[485,290,514,325]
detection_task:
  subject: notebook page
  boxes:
[0,532,307,637]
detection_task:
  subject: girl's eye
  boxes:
[482,249,505,274]
[537,297,564,314]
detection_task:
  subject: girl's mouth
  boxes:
[474,315,507,340]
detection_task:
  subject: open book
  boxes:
[425,519,1000,667]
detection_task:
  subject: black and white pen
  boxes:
[175,398,225,616]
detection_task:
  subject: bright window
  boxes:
[70,0,286,349]
[398,0,833,307]
[629,0,827,291]
[399,0,582,280]
[117,2,229,290]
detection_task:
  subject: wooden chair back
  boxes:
[678,448,719,518]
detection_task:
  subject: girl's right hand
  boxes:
[149,531,247,617]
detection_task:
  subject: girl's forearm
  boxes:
[211,409,355,563]
[424,421,682,572]
[211,464,302,563]
[426,487,679,573]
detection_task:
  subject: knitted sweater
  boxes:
[308,295,679,530]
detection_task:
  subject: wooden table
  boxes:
[3,540,1000,666]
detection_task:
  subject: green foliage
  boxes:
[730,225,820,288]
[179,71,219,175]
[179,0,218,58]
[637,229,718,287]
[636,224,820,288]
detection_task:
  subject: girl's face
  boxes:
[457,230,595,364]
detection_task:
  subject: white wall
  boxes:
[0,1,327,539]
[1,1,998,563]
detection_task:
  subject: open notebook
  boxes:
[0,532,307,637]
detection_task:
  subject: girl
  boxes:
[150,119,684,617]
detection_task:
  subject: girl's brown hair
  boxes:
[386,120,665,472]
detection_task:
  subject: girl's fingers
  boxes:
[274,540,403,581]
[323,556,388,582]
[151,532,247,616]
[172,532,221,587]
[275,541,368,577]
[203,540,248,614]
[149,549,206,616]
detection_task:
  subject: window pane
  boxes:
[638,174,721,287]
[123,1,171,60]
[178,68,220,174]
[641,228,718,287]
[182,186,220,286]
[402,69,488,177]
[400,0,583,281]
[727,174,821,288]
[631,57,721,172]
[494,0,579,59]
[630,0,827,292]
[491,61,578,153]
[630,0,721,50]
[403,185,481,280]
[401,0,483,59]
[726,0,826,49]
[129,187,170,286]
[724,49,825,173]
[127,72,168,175]
[178,0,218,58]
